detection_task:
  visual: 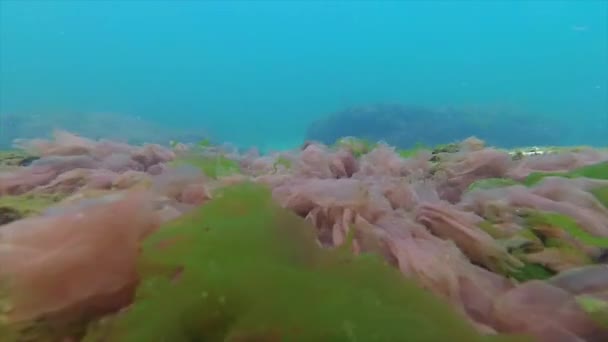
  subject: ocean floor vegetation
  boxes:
[1,131,608,341]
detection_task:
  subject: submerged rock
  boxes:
[307,104,566,148]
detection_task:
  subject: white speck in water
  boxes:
[571,25,589,32]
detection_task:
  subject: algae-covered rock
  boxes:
[82,183,531,342]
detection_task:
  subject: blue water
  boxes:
[1,0,607,149]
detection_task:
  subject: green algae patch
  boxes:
[591,186,608,208]
[0,194,63,225]
[524,211,608,248]
[0,150,39,172]
[272,155,292,172]
[335,137,376,157]
[523,161,608,186]
[468,178,519,192]
[576,295,608,329]
[82,183,531,342]
[397,142,429,159]
[170,155,241,179]
[509,262,555,282]
[478,221,508,239]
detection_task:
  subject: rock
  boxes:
[307,104,566,148]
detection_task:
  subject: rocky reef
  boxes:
[307,104,569,148]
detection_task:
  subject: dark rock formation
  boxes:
[307,104,566,148]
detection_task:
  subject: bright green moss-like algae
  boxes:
[79,183,529,342]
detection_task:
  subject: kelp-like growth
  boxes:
[82,183,530,342]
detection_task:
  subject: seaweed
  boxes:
[272,156,292,172]
[0,150,38,167]
[576,295,608,329]
[467,178,519,192]
[334,137,376,158]
[82,183,531,342]
[591,186,608,208]
[509,262,555,282]
[478,221,508,239]
[0,194,63,225]
[170,155,241,179]
[523,161,608,186]
[523,211,608,248]
[397,142,428,159]
[431,143,460,154]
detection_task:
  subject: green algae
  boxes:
[467,178,519,192]
[0,317,93,342]
[397,142,429,158]
[576,295,608,329]
[81,183,531,342]
[0,150,39,173]
[335,137,376,158]
[509,262,555,282]
[591,186,608,208]
[523,211,608,248]
[170,155,241,179]
[0,194,63,224]
[431,143,460,154]
[478,221,508,239]
[523,161,608,186]
[272,155,292,172]
[196,138,213,148]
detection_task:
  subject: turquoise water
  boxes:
[1,0,606,149]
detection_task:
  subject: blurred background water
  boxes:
[0,0,606,150]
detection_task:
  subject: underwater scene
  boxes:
[1,1,607,341]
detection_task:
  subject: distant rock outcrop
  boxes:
[306,104,565,148]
